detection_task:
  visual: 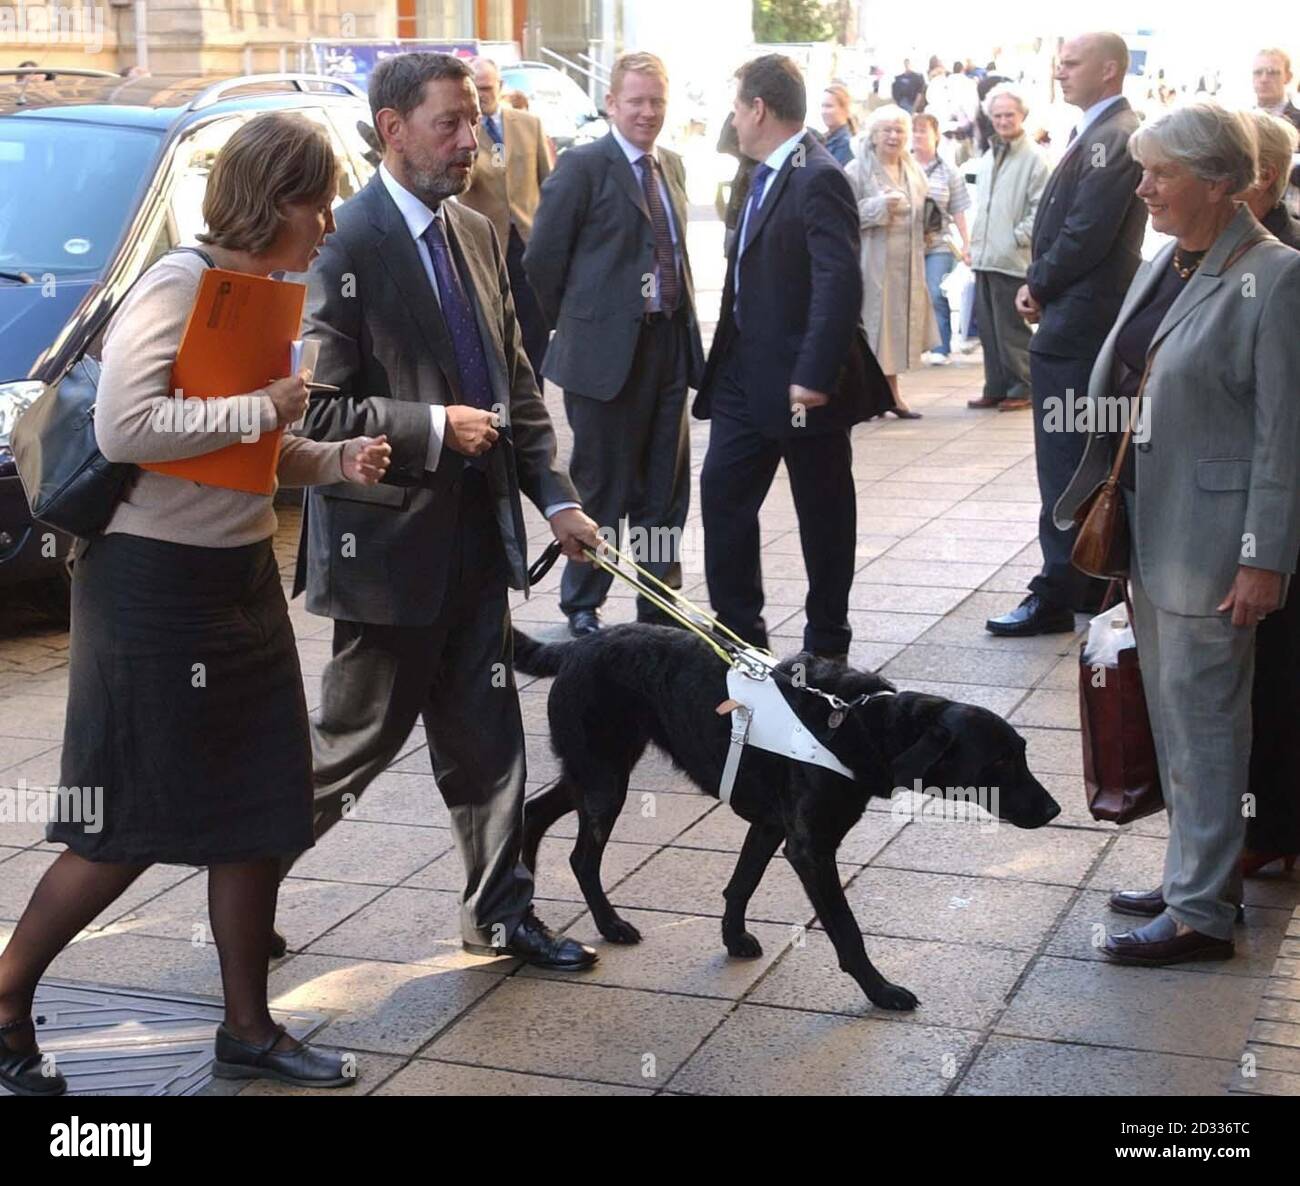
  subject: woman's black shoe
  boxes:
[212,1024,355,1088]
[269,929,288,959]
[0,1016,67,1097]
[883,406,923,419]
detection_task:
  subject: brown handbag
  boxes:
[1078,581,1164,824]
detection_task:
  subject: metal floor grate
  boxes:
[9,980,328,1097]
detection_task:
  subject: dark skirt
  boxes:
[1247,561,1300,853]
[51,532,314,865]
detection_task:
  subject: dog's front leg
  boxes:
[783,840,920,1012]
[721,821,785,957]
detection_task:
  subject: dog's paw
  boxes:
[599,917,642,944]
[868,981,919,1011]
[724,931,764,959]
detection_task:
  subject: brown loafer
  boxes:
[1109,888,1244,923]
[1103,913,1234,966]
[966,396,1003,409]
[997,398,1032,412]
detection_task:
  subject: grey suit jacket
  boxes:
[289,173,578,627]
[523,132,706,399]
[1055,205,1300,616]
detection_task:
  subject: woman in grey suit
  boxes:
[1056,103,1300,966]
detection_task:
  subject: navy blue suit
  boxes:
[695,132,888,653]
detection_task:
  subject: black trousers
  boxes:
[560,310,691,616]
[1028,349,1109,612]
[294,472,532,947]
[506,225,551,384]
[700,347,856,654]
[1247,560,1300,853]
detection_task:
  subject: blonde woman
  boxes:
[0,113,390,1095]
[846,103,938,418]
[821,83,857,166]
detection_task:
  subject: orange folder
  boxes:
[140,268,307,495]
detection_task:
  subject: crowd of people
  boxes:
[0,34,1298,1095]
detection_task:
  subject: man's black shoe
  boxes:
[463,910,598,970]
[1110,887,1245,923]
[568,609,602,637]
[985,594,1076,637]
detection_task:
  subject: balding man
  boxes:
[1253,47,1300,130]
[986,32,1145,638]
[460,56,554,378]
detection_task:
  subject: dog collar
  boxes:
[717,655,855,806]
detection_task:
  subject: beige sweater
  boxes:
[95,251,345,548]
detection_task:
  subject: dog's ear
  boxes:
[891,723,955,788]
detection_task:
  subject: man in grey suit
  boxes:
[290,53,601,969]
[525,51,706,636]
[1056,112,1300,964]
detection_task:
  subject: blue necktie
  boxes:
[483,114,503,146]
[734,163,774,327]
[422,216,494,412]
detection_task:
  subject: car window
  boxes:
[324,107,380,188]
[0,119,161,276]
[295,107,368,201]
[167,116,247,246]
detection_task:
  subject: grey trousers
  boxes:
[1129,563,1254,940]
[975,269,1033,400]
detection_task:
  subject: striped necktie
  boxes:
[637,154,680,313]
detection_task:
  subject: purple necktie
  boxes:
[422,215,494,411]
[637,154,680,313]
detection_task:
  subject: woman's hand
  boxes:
[266,369,311,427]
[1218,565,1285,627]
[341,435,391,485]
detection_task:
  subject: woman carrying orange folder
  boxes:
[0,113,389,1095]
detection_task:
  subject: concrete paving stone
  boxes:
[882,644,1058,689]
[1019,727,1085,777]
[996,956,1267,1059]
[845,640,907,672]
[291,819,454,886]
[848,583,971,614]
[774,609,939,645]
[0,695,67,740]
[980,564,1046,592]
[341,771,454,828]
[914,614,1080,654]
[1243,1042,1300,1074]
[0,817,50,847]
[945,590,1033,619]
[268,953,501,1056]
[406,834,653,906]
[518,688,552,735]
[1253,1019,1300,1047]
[1009,689,1081,730]
[1241,875,1300,911]
[672,801,905,866]
[379,1059,651,1095]
[871,816,1108,886]
[1011,541,1045,566]
[0,847,57,919]
[857,557,1001,590]
[426,978,731,1088]
[306,885,530,971]
[747,928,1031,1029]
[1086,833,1166,893]
[611,846,859,925]
[46,931,226,997]
[237,1051,406,1096]
[1231,1069,1300,1095]
[969,484,1046,505]
[522,908,792,998]
[1039,653,1084,690]
[1035,771,1115,831]
[886,534,1027,565]
[1256,996,1300,1024]
[1047,890,1294,978]
[956,1035,1235,1095]
[0,741,61,783]
[852,514,936,537]
[876,470,997,494]
[293,638,335,676]
[840,867,1072,950]
[546,788,715,847]
[669,1003,979,1095]
[914,517,1038,543]
[943,499,1042,522]
[889,679,1028,717]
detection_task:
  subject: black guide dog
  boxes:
[515,623,1060,1012]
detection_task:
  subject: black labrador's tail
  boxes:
[511,628,569,678]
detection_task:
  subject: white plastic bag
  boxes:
[1082,601,1135,668]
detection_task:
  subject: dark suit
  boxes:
[1023,97,1144,612]
[525,132,705,617]
[695,131,886,654]
[289,173,578,946]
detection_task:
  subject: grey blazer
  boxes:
[523,132,706,399]
[1055,205,1300,616]
[289,174,578,627]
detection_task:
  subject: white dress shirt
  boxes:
[734,128,805,302]
[609,124,681,313]
[377,164,578,519]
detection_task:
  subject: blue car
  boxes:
[0,67,378,612]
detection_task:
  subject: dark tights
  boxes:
[0,851,293,1055]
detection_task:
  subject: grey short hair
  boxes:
[1243,109,1299,205]
[983,82,1028,119]
[1129,101,1258,195]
